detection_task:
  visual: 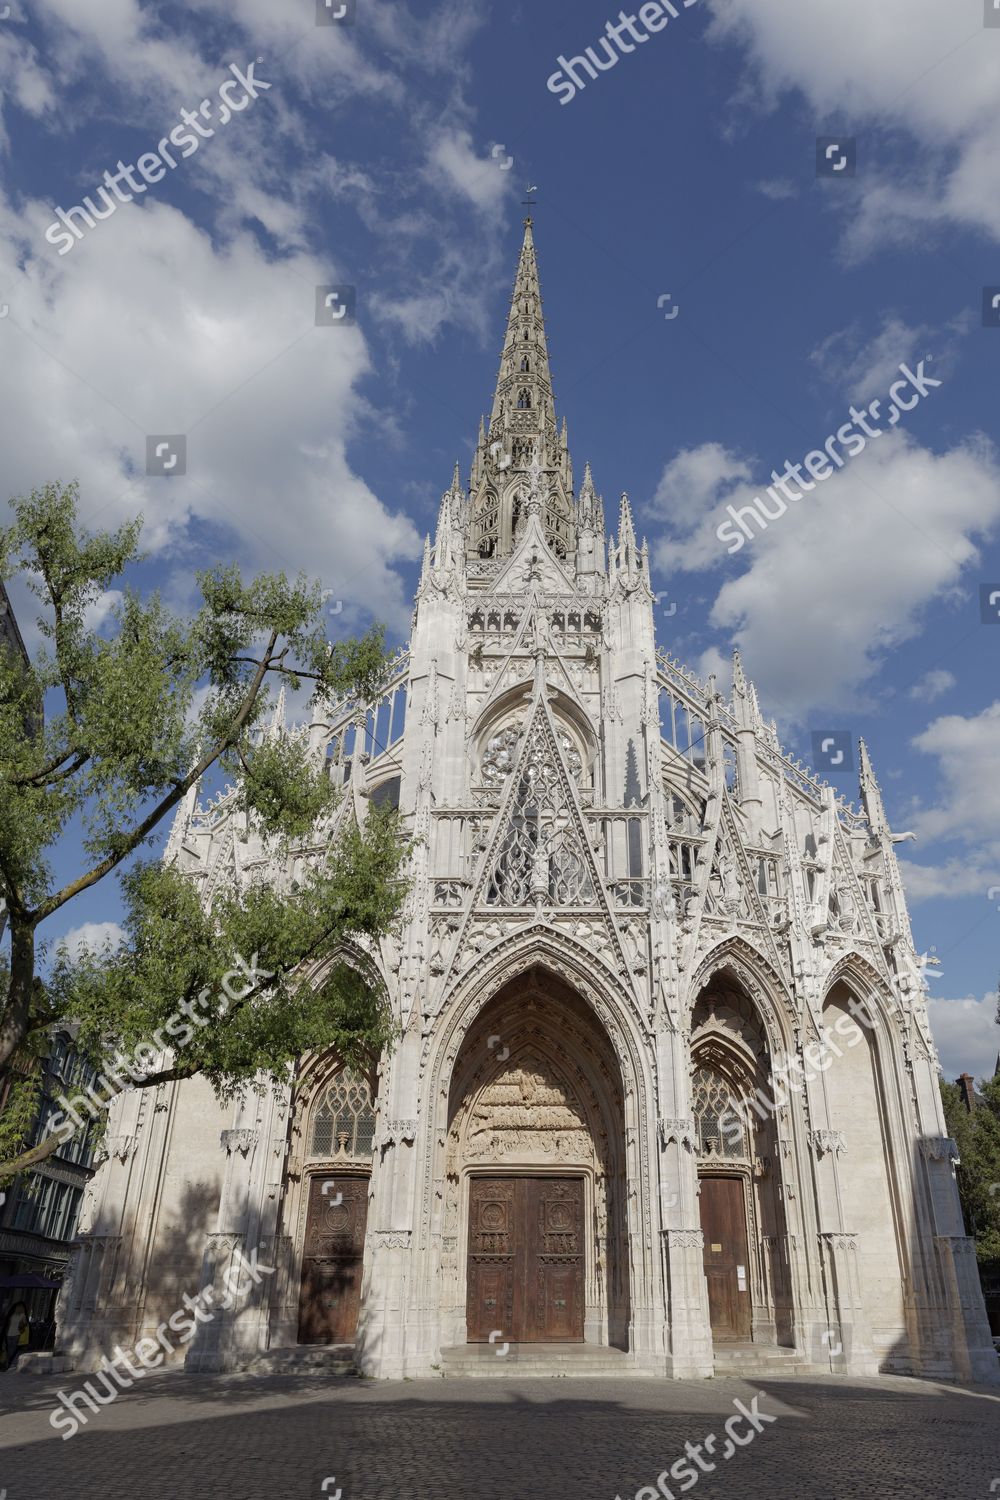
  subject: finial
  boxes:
[732,646,747,696]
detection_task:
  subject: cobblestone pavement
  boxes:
[1,1369,999,1500]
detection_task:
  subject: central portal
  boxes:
[443,967,630,1352]
[467,1176,584,1343]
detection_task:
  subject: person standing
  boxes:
[4,1303,28,1370]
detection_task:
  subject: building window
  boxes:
[516,388,532,409]
[692,1065,746,1160]
[370,777,401,811]
[309,1069,376,1160]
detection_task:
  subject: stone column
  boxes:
[815,1231,879,1375]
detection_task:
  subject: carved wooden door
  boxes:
[699,1175,752,1342]
[523,1177,584,1341]
[467,1177,584,1343]
[298,1174,369,1345]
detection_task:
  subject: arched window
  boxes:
[692,1064,747,1160]
[516,387,532,409]
[309,1068,376,1159]
[519,356,530,372]
[370,776,401,811]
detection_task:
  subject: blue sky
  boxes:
[1,0,998,1079]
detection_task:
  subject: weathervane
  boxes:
[522,183,538,206]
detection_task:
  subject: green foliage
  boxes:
[0,482,407,1178]
[940,1075,1000,1269]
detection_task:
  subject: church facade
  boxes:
[60,223,995,1383]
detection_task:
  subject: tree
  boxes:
[0,482,407,1180]
[940,1073,1000,1273]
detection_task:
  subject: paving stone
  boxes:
[1,1370,998,1500]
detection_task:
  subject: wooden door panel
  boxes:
[699,1175,751,1342]
[467,1177,584,1344]
[527,1178,584,1342]
[298,1175,368,1345]
[535,1260,580,1341]
[467,1178,515,1341]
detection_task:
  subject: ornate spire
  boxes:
[488,218,554,429]
[268,684,287,739]
[466,219,575,565]
[618,491,637,552]
[859,738,888,838]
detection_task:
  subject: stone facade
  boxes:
[59,222,996,1383]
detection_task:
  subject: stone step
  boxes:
[713,1344,807,1376]
[244,1344,358,1376]
[440,1343,637,1378]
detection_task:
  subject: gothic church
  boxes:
[61,222,995,1382]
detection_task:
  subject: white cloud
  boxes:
[655,433,1000,720]
[907,668,955,703]
[426,129,515,215]
[59,921,125,959]
[651,443,752,534]
[912,702,1000,844]
[898,856,999,905]
[704,0,1000,251]
[753,179,797,202]
[0,192,421,629]
[809,317,929,405]
[927,992,1000,1085]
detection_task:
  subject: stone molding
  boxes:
[99,1134,137,1163]
[919,1136,960,1163]
[221,1129,258,1156]
[934,1235,976,1255]
[809,1129,847,1159]
[819,1231,859,1253]
[658,1117,697,1151]
[662,1229,704,1250]
[377,1118,418,1148]
[371,1230,412,1249]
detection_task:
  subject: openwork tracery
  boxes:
[484,725,594,907]
[691,1064,747,1160]
[309,1068,376,1160]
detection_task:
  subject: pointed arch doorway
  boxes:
[291,1065,376,1347]
[690,975,794,1351]
[443,967,630,1351]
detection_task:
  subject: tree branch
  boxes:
[30,631,280,924]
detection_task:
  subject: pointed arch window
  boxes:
[691,1064,747,1160]
[309,1068,376,1160]
[519,356,531,372]
[516,388,532,409]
